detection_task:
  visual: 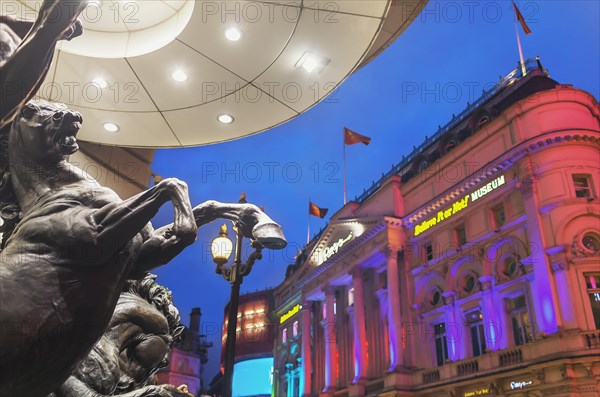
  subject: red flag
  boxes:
[309,202,328,219]
[344,127,371,146]
[513,2,532,35]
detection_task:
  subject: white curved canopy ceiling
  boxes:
[13,0,425,147]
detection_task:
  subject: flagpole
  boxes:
[343,130,347,205]
[307,198,311,245]
[514,17,527,76]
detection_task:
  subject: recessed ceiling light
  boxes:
[172,70,188,82]
[93,77,108,88]
[225,28,242,41]
[295,51,330,74]
[103,122,119,132]
[217,114,234,124]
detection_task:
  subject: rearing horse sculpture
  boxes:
[0,101,287,397]
[0,100,197,397]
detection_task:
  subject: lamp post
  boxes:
[211,223,265,397]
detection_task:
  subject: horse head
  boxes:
[10,100,82,163]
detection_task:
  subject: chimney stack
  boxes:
[190,307,201,333]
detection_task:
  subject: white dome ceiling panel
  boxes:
[8,0,426,147]
[18,0,195,58]
[46,52,156,112]
[126,40,248,111]
[76,108,182,147]
[253,11,384,112]
[176,2,299,82]
[56,30,131,58]
[309,0,389,18]
[120,1,179,30]
[162,92,297,146]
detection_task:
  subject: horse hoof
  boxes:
[252,222,287,250]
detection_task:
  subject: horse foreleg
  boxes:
[192,200,287,249]
[92,178,196,265]
[129,200,285,277]
[0,0,86,127]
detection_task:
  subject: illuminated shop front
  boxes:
[272,61,600,396]
[214,289,275,397]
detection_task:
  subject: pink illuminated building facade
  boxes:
[156,308,212,396]
[272,60,600,397]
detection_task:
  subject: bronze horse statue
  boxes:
[0,101,287,396]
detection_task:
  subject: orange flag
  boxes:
[309,202,328,219]
[513,2,532,35]
[344,127,371,146]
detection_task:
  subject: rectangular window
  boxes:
[466,310,486,357]
[508,295,533,346]
[586,273,600,330]
[423,243,434,262]
[492,204,506,228]
[347,288,355,306]
[282,328,287,344]
[455,225,467,246]
[573,174,593,198]
[434,322,449,366]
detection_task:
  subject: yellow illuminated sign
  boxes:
[280,304,302,324]
[414,175,505,236]
[464,387,490,397]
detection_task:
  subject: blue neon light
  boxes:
[232,357,274,397]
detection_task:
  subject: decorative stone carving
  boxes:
[50,274,192,397]
[571,231,600,258]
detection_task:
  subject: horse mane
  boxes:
[123,274,184,342]
[0,123,19,249]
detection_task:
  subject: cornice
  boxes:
[404,129,600,226]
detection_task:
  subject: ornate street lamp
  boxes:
[211,222,274,397]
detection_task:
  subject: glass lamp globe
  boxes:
[211,224,233,265]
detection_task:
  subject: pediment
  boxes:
[306,217,380,267]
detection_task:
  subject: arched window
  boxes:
[445,139,456,152]
[418,160,428,173]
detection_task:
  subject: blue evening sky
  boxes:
[150,1,599,381]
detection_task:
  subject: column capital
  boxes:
[322,285,336,296]
[478,275,494,291]
[376,288,388,302]
[383,246,403,262]
[546,245,571,273]
[442,291,456,304]
[350,266,363,279]
[551,262,570,273]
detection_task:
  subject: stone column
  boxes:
[301,301,312,397]
[385,246,405,371]
[351,268,368,384]
[376,287,390,367]
[520,168,560,334]
[547,246,579,330]
[442,291,461,361]
[479,276,500,351]
[321,288,338,395]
